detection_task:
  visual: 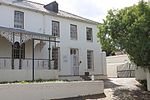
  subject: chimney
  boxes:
[44,1,58,13]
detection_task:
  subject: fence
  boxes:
[0,57,55,70]
[117,62,136,78]
[0,57,58,82]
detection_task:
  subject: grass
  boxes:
[0,79,64,84]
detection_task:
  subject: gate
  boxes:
[117,62,136,78]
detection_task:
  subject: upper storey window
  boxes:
[52,21,60,37]
[14,11,24,29]
[70,24,77,40]
[86,27,93,42]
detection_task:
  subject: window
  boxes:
[52,47,60,69]
[13,42,25,59]
[14,11,24,29]
[87,50,94,69]
[21,43,25,59]
[52,21,60,37]
[70,49,77,55]
[86,27,93,41]
[70,24,77,40]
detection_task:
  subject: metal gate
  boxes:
[117,62,136,78]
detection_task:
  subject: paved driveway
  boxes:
[57,78,150,100]
[101,78,150,100]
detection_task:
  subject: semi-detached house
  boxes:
[0,0,107,81]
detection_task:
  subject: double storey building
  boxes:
[0,0,106,81]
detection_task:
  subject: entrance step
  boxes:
[59,75,82,81]
[80,75,91,81]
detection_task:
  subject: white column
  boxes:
[102,52,107,76]
[147,70,150,91]
[135,67,147,80]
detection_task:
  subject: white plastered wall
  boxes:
[0,4,106,77]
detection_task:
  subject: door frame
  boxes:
[70,48,79,76]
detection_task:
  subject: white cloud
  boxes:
[29,0,149,22]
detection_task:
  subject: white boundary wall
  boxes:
[135,67,147,80]
[106,55,129,77]
[0,70,58,82]
[0,81,104,100]
[135,67,150,91]
[147,71,150,91]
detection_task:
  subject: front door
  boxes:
[70,49,79,75]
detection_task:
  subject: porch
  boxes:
[0,26,59,82]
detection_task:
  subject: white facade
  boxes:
[0,0,106,81]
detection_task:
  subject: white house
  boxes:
[0,0,106,81]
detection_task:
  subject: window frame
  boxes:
[86,27,93,42]
[52,21,60,37]
[52,47,60,70]
[14,11,24,29]
[70,24,78,40]
[13,42,25,59]
[87,50,94,70]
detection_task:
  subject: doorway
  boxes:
[70,48,79,75]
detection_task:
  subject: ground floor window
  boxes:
[52,47,60,69]
[13,42,25,59]
[87,50,94,69]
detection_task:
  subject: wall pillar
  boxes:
[147,70,150,91]
[48,37,51,70]
[102,52,107,76]
[32,39,35,81]
[19,33,22,69]
[11,33,15,69]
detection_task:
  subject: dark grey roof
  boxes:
[0,0,99,24]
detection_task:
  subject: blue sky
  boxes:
[30,0,148,22]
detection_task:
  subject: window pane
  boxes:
[52,48,60,69]
[70,24,77,40]
[87,50,94,69]
[13,42,25,59]
[52,21,60,37]
[21,43,25,59]
[86,27,93,41]
[14,11,24,29]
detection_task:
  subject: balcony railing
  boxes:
[0,57,55,70]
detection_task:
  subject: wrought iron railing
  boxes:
[0,57,55,70]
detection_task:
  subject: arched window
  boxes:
[13,42,25,59]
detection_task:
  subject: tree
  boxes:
[98,22,117,56]
[98,0,150,69]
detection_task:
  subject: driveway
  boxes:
[102,78,150,100]
[56,78,150,100]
